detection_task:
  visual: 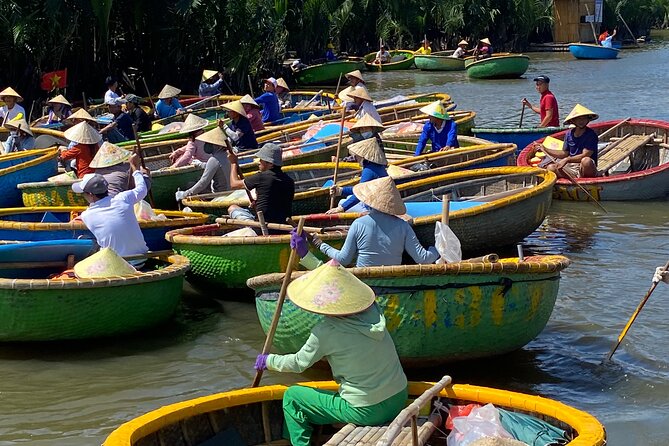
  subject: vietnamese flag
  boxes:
[40,69,67,91]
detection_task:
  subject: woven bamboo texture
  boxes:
[0,255,190,341]
[165,223,346,290]
[249,255,569,365]
[0,148,59,207]
[151,164,204,209]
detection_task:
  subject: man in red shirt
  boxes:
[522,75,559,127]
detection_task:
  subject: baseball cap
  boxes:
[533,75,550,84]
[106,97,127,106]
[125,94,141,104]
[72,174,109,194]
[264,77,278,87]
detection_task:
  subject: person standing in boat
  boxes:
[307,176,439,267]
[254,78,281,123]
[414,38,432,55]
[198,70,224,97]
[347,89,382,124]
[542,104,599,178]
[522,75,560,128]
[60,121,103,178]
[339,70,369,112]
[0,87,26,124]
[275,78,292,109]
[327,137,388,214]
[413,101,458,156]
[240,95,265,132]
[2,119,35,153]
[155,84,185,119]
[100,97,134,143]
[124,94,152,133]
[169,113,210,167]
[226,143,295,225]
[451,40,469,58]
[220,100,258,151]
[254,260,408,446]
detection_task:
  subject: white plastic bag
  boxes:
[435,221,462,264]
[223,227,257,237]
[447,404,514,446]
[134,200,167,221]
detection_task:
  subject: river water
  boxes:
[3,35,669,446]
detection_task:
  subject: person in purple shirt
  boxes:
[254,77,281,123]
[543,104,599,178]
[413,101,458,156]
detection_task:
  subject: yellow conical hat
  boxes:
[563,104,599,125]
[89,141,133,168]
[68,108,96,123]
[348,137,388,165]
[47,94,72,107]
[419,101,450,120]
[352,176,406,215]
[196,127,228,147]
[351,113,385,132]
[178,113,209,134]
[73,248,137,279]
[64,121,102,144]
[0,87,23,102]
[222,100,246,116]
[346,88,373,102]
[276,78,290,91]
[240,94,260,108]
[158,84,181,99]
[201,69,218,82]
[4,118,33,136]
[345,70,365,82]
[287,259,376,316]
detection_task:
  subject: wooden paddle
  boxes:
[141,76,155,111]
[247,75,255,96]
[519,102,526,128]
[606,259,669,361]
[215,217,325,234]
[334,73,343,99]
[329,107,348,209]
[257,210,269,236]
[131,123,156,207]
[297,89,324,109]
[598,117,631,141]
[251,216,307,387]
[542,151,608,213]
[224,136,256,207]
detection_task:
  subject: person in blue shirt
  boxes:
[327,137,388,214]
[254,77,281,123]
[155,84,185,119]
[543,104,599,178]
[325,43,337,61]
[198,70,224,97]
[220,100,258,151]
[2,118,35,153]
[100,98,134,143]
[414,101,458,156]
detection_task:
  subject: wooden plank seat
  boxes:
[597,133,656,173]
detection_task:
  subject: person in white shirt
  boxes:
[339,70,369,112]
[451,40,469,58]
[347,89,382,124]
[374,45,391,64]
[601,29,617,48]
[72,153,149,259]
[104,76,121,104]
[0,87,26,124]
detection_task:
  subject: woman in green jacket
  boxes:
[254,260,408,446]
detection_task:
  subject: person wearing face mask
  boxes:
[542,104,599,178]
[348,114,385,143]
[413,101,458,156]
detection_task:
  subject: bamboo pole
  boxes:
[328,107,348,209]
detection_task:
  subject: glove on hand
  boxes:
[653,267,669,284]
[290,229,309,258]
[254,354,268,371]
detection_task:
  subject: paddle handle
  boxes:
[225,137,256,207]
[607,259,669,360]
[257,211,269,236]
[329,107,348,209]
[131,123,156,208]
[519,102,526,128]
[141,77,155,110]
[543,152,607,213]
[441,194,450,226]
[252,216,307,387]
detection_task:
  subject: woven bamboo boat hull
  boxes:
[165,223,346,290]
[517,119,669,201]
[0,149,59,207]
[0,207,209,251]
[150,165,203,209]
[294,60,366,85]
[249,256,569,364]
[473,126,567,154]
[364,50,416,71]
[569,43,619,59]
[414,54,465,71]
[102,379,605,446]
[0,255,189,341]
[465,54,530,79]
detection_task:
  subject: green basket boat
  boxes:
[415,54,465,71]
[465,54,530,79]
[0,255,190,341]
[294,60,366,85]
[364,50,416,71]
[249,255,570,365]
[165,223,346,291]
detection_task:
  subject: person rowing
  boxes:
[198,70,224,97]
[124,94,152,133]
[522,75,560,128]
[413,101,458,155]
[473,37,493,59]
[414,38,431,55]
[276,78,292,109]
[373,44,391,65]
[89,141,152,196]
[451,40,469,59]
[348,113,385,143]
[0,87,25,124]
[220,99,258,152]
[43,94,72,125]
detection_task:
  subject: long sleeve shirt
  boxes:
[355,101,382,123]
[0,104,25,122]
[340,161,387,211]
[254,92,281,122]
[80,171,149,257]
[185,150,230,196]
[319,209,440,267]
[60,143,96,178]
[198,79,224,97]
[170,140,210,167]
[245,107,265,132]
[414,120,459,155]
[155,98,184,119]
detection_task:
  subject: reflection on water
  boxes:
[3,37,669,446]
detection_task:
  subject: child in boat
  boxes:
[169,113,210,167]
[254,260,408,446]
[542,104,598,178]
[413,101,458,155]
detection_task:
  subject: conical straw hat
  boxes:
[287,259,376,316]
[348,137,388,165]
[563,104,599,125]
[351,113,385,132]
[89,141,132,168]
[480,38,491,45]
[47,94,72,107]
[4,118,33,136]
[73,247,137,279]
[458,40,469,46]
[276,78,290,91]
[338,86,355,102]
[240,94,260,108]
[196,127,228,147]
[346,88,373,102]
[64,121,102,144]
[0,87,23,102]
[178,113,209,134]
[222,100,246,116]
[345,70,365,82]
[419,101,450,120]
[352,176,406,215]
[158,84,181,99]
[201,69,218,82]
[68,108,97,123]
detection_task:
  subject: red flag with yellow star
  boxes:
[40,69,67,91]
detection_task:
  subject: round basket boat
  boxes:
[0,148,59,207]
[0,255,190,341]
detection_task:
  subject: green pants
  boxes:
[282,385,408,446]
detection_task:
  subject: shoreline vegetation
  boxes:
[0,0,667,107]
